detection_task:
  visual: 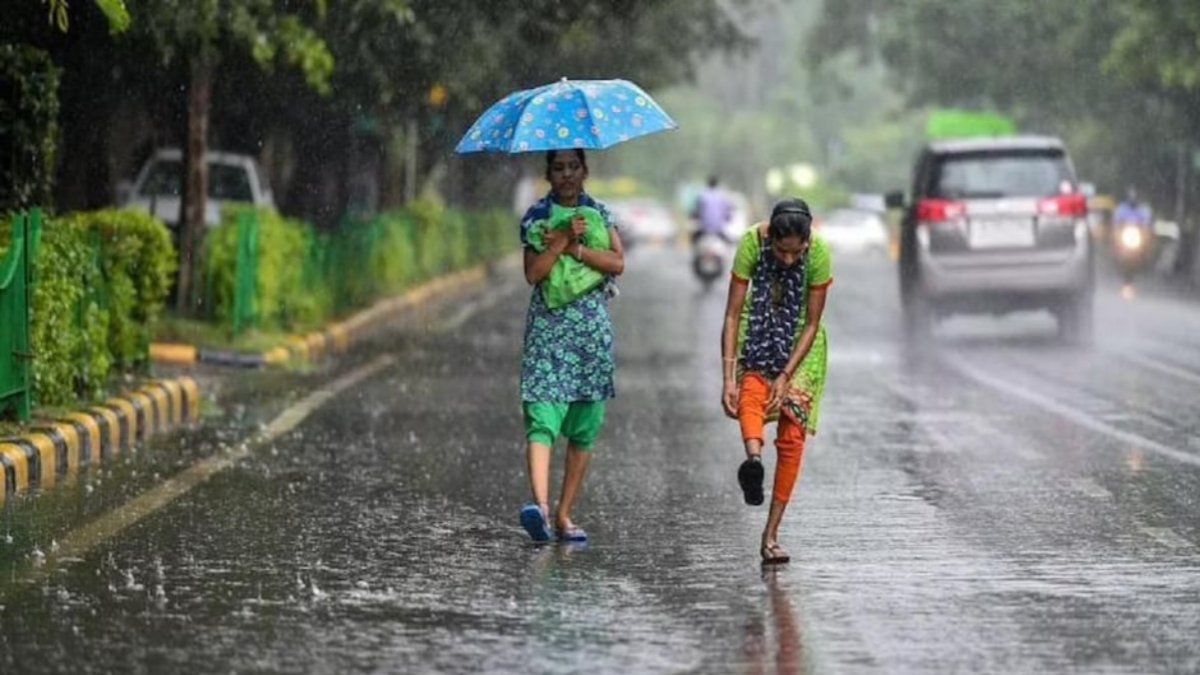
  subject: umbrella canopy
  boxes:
[455,78,678,154]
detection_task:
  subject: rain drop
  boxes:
[124,569,143,591]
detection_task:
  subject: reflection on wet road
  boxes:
[2,247,1199,674]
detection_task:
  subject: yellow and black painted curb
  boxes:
[151,264,491,369]
[0,377,201,505]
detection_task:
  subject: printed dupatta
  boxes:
[740,233,807,379]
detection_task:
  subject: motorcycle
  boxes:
[1112,221,1154,284]
[692,231,732,291]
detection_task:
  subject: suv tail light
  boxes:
[916,199,966,223]
[1037,194,1087,217]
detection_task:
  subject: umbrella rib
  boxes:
[576,85,603,149]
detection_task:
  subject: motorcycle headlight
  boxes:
[1119,226,1144,250]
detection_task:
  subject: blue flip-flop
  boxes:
[519,504,552,542]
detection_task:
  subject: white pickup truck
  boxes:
[120,148,275,228]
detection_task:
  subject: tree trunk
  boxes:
[176,55,212,315]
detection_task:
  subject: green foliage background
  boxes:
[201,202,516,336]
[0,44,61,212]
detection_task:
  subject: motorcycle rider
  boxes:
[1112,186,1154,281]
[692,175,735,244]
[1114,186,1152,233]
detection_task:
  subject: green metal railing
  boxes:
[232,210,259,335]
[222,207,511,338]
[0,208,41,422]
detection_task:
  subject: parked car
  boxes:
[120,148,275,229]
[813,207,889,256]
[887,135,1094,342]
[607,197,678,246]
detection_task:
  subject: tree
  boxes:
[1105,1,1200,123]
[40,0,130,34]
[202,0,748,221]
[10,0,747,235]
[809,0,1198,210]
[124,0,334,313]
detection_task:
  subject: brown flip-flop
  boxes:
[760,541,790,565]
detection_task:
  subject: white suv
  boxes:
[889,136,1094,342]
[121,148,275,228]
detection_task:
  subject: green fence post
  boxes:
[232,210,259,336]
[0,212,33,421]
[24,209,40,416]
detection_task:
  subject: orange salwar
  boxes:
[737,372,806,504]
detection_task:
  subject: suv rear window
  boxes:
[931,151,1073,200]
[139,159,254,202]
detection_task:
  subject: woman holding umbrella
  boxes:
[517,148,625,543]
[455,78,677,543]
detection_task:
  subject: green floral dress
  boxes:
[732,226,833,434]
[519,193,617,403]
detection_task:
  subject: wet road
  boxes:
[2,245,1200,674]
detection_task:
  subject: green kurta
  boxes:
[732,226,833,434]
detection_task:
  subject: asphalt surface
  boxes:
[1,244,1199,674]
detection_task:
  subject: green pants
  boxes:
[522,401,607,451]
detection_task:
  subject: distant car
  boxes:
[121,148,275,229]
[813,208,889,256]
[888,135,1094,342]
[607,197,678,245]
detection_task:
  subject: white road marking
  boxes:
[437,283,522,333]
[14,354,396,584]
[1141,527,1193,550]
[1119,352,1200,387]
[943,353,1200,468]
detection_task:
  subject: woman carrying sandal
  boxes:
[719,198,832,565]
[517,148,625,544]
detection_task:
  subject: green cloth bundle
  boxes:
[526,204,611,309]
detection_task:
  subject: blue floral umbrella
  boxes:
[454,78,678,154]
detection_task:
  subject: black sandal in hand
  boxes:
[738,456,764,506]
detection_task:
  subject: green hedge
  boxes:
[204,206,330,333]
[60,210,177,368]
[0,209,176,407]
[202,200,518,335]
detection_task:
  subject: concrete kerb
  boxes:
[0,376,200,505]
[151,263,494,371]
